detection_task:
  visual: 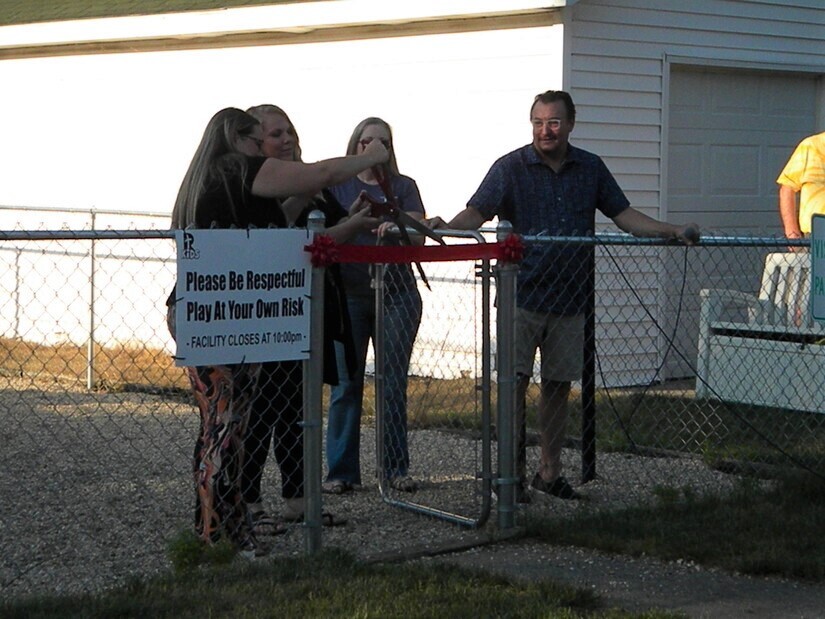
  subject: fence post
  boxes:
[13,248,22,337]
[495,220,517,530]
[374,263,387,494]
[581,246,596,482]
[87,210,96,390]
[303,210,326,555]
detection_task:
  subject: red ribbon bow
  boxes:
[498,233,524,264]
[304,234,339,267]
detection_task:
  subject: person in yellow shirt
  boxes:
[777,131,825,249]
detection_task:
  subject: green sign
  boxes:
[813,214,825,323]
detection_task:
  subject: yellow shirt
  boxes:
[777,132,825,233]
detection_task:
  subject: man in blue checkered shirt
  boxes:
[429,90,698,501]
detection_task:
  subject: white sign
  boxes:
[174,229,313,366]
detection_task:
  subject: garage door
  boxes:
[668,67,818,233]
[662,67,818,380]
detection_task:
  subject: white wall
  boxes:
[0,24,564,362]
[0,26,563,222]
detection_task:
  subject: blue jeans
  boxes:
[326,288,422,484]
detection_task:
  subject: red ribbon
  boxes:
[305,234,524,266]
[304,234,339,267]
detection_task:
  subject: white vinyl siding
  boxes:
[567,0,825,222]
[562,0,825,386]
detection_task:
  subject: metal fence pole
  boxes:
[374,263,386,492]
[87,210,96,390]
[495,220,517,530]
[478,256,493,524]
[581,246,597,482]
[303,211,326,555]
[13,248,21,338]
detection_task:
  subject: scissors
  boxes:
[366,165,445,246]
[362,164,446,289]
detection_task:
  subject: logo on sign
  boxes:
[182,232,200,260]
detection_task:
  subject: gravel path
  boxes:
[4,375,818,619]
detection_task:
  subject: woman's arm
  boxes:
[252,141,388,199]
[377,211,426,246]
[280,195,312,226]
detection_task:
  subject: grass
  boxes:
[0,548,679,619]
[1,1,284,27]
[0,335,483,422]
[5,335,824,469]
[588,390,825,471]
[485,381,825,474]
[1,337,189,392]
[524,472,825,582]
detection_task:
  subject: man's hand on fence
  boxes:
[675,224,701,245]
[785,230,806,253]
[424,216,448,230]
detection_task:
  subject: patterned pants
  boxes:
[187,363,262,547]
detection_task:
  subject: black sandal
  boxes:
[321,479,353,495]
[250,509,287,536]
[388,476,419,492]
[282,511,348,527]
[530,474,581,500]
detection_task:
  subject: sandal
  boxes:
[321,479,353,495]
[530,473,581,500]
[250,509,286,536]
[320,512,347,527]
[388,476,419,492]
[282,511,348,527]
[237,531,271,558]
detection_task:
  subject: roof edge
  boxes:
[0,0,569,49]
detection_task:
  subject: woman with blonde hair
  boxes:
[238,103,360,535]
[324,117,426,494]
[169,107,386,556]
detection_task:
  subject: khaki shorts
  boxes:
[514,308,584,382]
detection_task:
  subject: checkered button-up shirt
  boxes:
[469,144,629,315]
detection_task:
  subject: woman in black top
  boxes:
[239,104,366,535]
[170,107,386,556]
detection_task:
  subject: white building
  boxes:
[1,0,823,385]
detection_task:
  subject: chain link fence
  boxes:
[2,219,824,599]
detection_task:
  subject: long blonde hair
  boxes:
[171,108,260,229]
[345,117,400,176]
[246,104,302,161]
